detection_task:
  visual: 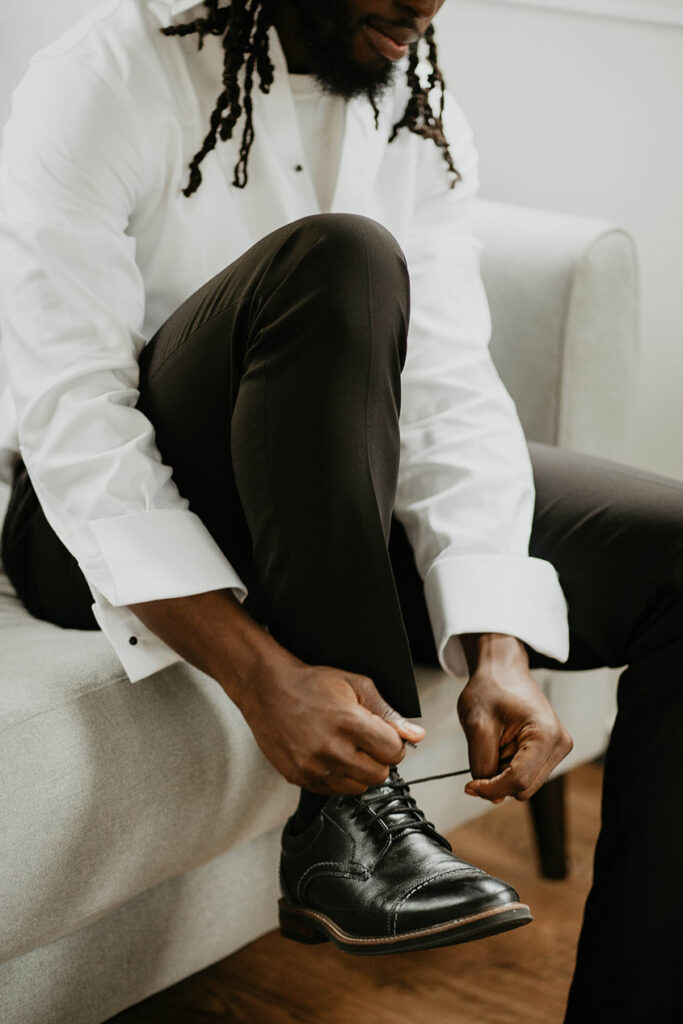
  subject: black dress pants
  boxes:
[3,213,683,1022]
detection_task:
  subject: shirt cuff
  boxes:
[82,508,248,606]
[90,596,184,682]
[90,581,249,683]
[78,507,249,683]
[423,555,570,681]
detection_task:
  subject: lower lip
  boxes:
[363,24,410,62]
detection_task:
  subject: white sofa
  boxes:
[0,194,638,1023]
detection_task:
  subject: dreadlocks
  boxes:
[161,1,461,197]
[161,0,273,194]
[387,23,459,184]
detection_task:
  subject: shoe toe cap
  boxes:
[393,870,519,935]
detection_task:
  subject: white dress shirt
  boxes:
[289,74,346,213]
[0,0,570,684]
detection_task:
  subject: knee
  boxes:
[291,214,410,354]
[292,213,409,299]
[297,212,404,259]
[250,214,410,372]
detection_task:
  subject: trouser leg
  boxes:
[137,212,419,715]
[1,460,97,629]
[523,442,683,1023]
[2,214,420,716]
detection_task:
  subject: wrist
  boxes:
[459,632,530,675]
[215,621,301,709]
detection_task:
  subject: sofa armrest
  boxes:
[473,198,640,461]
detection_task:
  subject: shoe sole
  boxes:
[278,898,532,955]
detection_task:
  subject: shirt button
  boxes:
[129,636,138,646]
[294,164,303,173]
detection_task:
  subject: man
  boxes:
[0,0,681,1019]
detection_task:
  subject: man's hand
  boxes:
[457,633,573,803]
[238,660,426,796]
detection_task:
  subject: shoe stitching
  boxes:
[389,868,480,936]
[295,860,369,904]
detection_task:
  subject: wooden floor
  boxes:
[109,761,603,1024]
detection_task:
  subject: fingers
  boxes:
[463,712,501,781]
[302,747,395,795]
[289,758,379,797]
[341,748,393,786]
[350,674,426,746]
[346,703,410,766]
[465,728,573,802]
[304,773,370,797]
[302,707,422,796]
[460,707,504,803]
[296,721,402,794]
[270,668,428,797]
[465,751,545,802]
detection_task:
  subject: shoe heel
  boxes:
[279,902,329,945]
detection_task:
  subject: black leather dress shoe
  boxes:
[279,766,531,955]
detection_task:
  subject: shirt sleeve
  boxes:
[0,53,248,681]
[396,86,570,681]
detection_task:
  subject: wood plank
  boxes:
[108,761,603,1024]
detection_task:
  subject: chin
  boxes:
[315,62,397,102]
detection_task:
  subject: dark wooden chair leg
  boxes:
[528,774,568,879]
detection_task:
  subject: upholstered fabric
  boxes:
[0,593,295,962]
[2,829,286,1024]
[475,199,638,458]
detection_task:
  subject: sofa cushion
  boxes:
[0,552,307,962]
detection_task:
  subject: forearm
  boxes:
[459,632,530,676]
[128,589,300,705]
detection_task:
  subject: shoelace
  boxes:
[361,767,472,838]
[397,738,472,789]
[399,768,472,787]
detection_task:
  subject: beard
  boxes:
[287,0,399,103]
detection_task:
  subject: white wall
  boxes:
[2,0,683,476]
[435,0,683,477]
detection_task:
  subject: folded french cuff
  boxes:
[423,555,570,681]
[81,507,250,683]
[90,597,186,682]
[83,508,248,606]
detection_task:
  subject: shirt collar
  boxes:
[146,0,205,28]
[161,0,204,12]
[147,0,205,19]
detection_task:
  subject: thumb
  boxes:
[352,674,426,743]
[463,713,501,786]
